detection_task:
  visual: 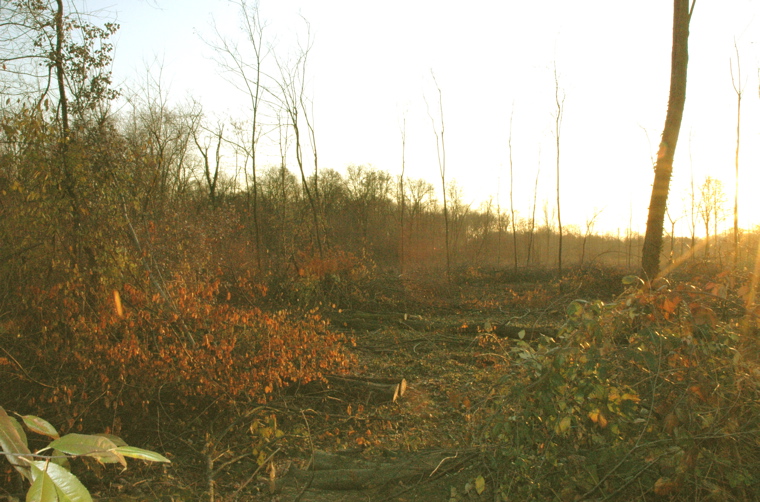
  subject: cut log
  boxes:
[326,376,407,404]
[290,465,421,490]
[310,451,393,471]
[283,450,474,492]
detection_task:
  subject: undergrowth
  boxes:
[0,269,354,440]
[484,273,760,500]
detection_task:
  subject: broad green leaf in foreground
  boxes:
[0,406,32,481]
[28,461,93,502]
[26,466,58,502]
[115,446,171,463]
[48,434,125,466]
[93,433,127,447]
[21,415,60,440]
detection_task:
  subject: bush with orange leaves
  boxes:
[0,272,354,437]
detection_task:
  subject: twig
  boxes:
[429,452,458,477]
[293,410,315,502]
[231,447,281,501]
[1,347,54,388]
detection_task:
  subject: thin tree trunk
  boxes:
[641,0,695,279]
[400,117,406,274]
[526,152,540,267]
[428,73,450,281]
[730,42,742,268]
[54,1,77,221]
[553,64,564,284]
[509,107,518,272]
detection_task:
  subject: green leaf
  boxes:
[26,466,58,502]
[48,434,124,466]
[555,415,572,435]
[92,434,127,447]
[114,446,171,463]
[28,461,92,502]
[566,301,584,317]
[622,275,643,285]
[0,406,32,481]
[475,475,486,495]
[22,415,60,440]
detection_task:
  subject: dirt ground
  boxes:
[234,271,577,501]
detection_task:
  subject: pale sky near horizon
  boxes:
[86,0,760,237]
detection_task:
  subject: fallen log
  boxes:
[492,324,557,340]
[286,450,471,491]
[326,375,407,404]
[290,465,421,490]
[310,451,393,471]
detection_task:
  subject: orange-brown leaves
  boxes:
[3,272,354,435]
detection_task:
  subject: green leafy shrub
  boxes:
[0,406,169,501]
[485,277,760,500]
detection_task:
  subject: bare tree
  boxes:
[193,118,225,209]
[297,19,322,234]
[399,114,407,274]
[273,33,323,257]
[730,41,744,267]
[207,0,269,270]
[542,199,555,268]
[406,178,436,242]
[580,208,603,267]
[474,198,494,263]
[508,105,518,272]
[123,65,200,211]
[665,209,682,263]
[496,175,503,266]
[525,148,541,267]
[553,63,565,283]
[426,71,450,281]
[446,181,471,263]
[641,0,696,279]
[686,143,698,257]
[697,176,726,259]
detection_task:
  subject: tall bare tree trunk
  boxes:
[508,107,518,272]
[730,42,743,268]
[275,44,323,258]
[641,0,696,279]
[428,72,450,282]
[526,151,540,267]
[400,116,407,275]
[553,65,564,284]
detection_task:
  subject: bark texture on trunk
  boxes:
[641,0,694,279]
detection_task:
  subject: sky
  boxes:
[85,0,760,236]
